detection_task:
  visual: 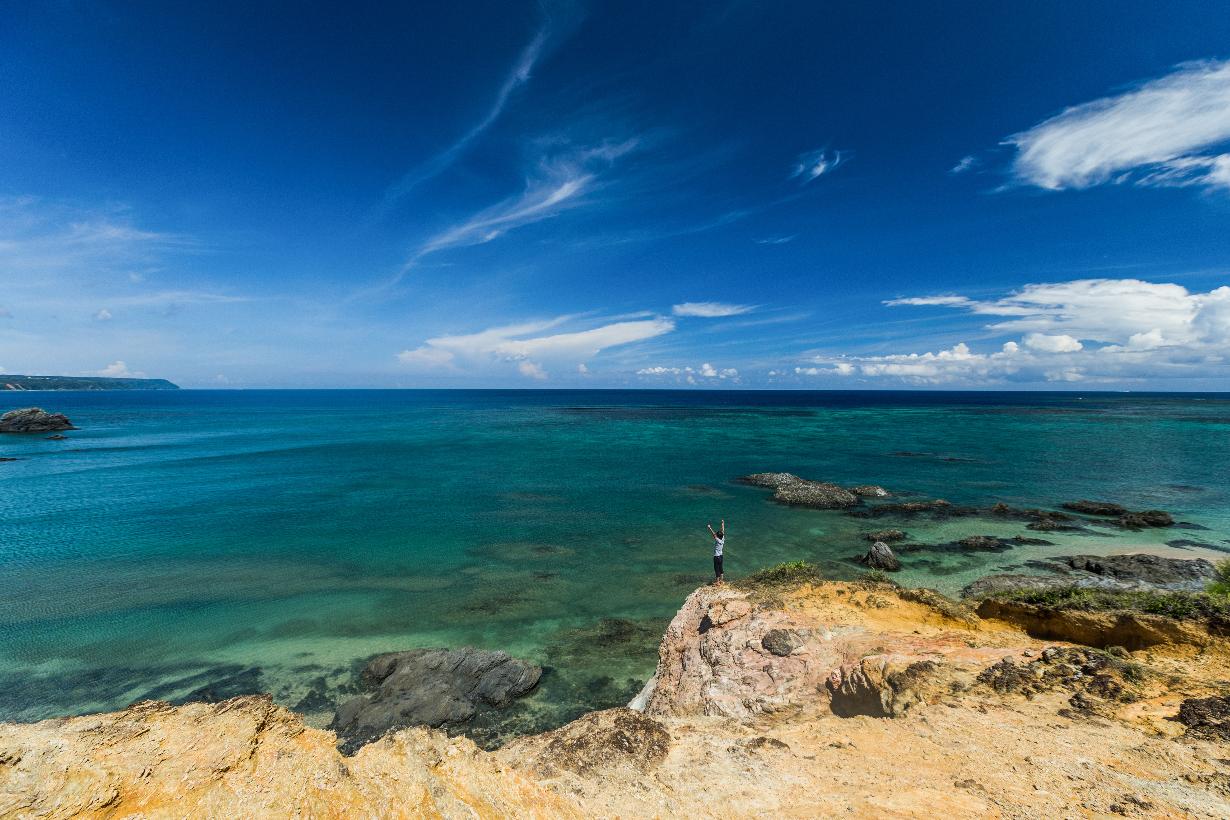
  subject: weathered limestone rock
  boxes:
[740,473,860,509]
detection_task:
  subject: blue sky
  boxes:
[2,1,1229,389]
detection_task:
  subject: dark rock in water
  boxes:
[1062,500,1129,517]
[739,472,859,509]
[864,529,907,542]
[849,499,977,520]
[331,647,541,752]
[1056,554,1215,588]
[1117,510,1174,529]
[1011,536,1055,546]
[44,434,68,440]
[958,535,1005,551]
[858,541,902,571]
[0,457,18,462]
[1176,696,1230,742]
[1167,539,1229,552]
[761,629,803,656]
[0,407,76,433]
[1026,519,1084,533]
[177,667,264,704]
[849,485,890,498]
[292,676,336,714]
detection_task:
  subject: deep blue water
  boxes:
[2,389,1228,736]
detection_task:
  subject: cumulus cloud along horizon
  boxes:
[802,278,1230,385]
[1007,59,1230,191]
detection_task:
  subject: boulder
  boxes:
[849,485,890,498]
[331,647,541,752]
[740,473,859,509]
[858,541,901,571]
[761,629,803,656]
[0,407,75,433]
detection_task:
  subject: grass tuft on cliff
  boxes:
[1206,559,1230,598]
[997,585,1230,623]
[734,560,825,590]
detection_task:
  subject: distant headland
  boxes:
[0,374,179,391]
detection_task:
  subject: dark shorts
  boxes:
[713,554,724,577]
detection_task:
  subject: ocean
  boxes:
[2,389,1228,739]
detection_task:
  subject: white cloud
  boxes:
[816,278,1230,385]
[388,25,551,198]
[518,360,548,380]
[397,315,674,377]
[1008,59,1230,191]
[97,361,145,378]
[93,309,112,321]
[791,149,845,182]
[577,363,589,375]
[671,302,755,318]
[951,155,978,174]
[699,362,718,377]
[1023,333,1082,353]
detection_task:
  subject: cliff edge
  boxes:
[4,578,1230,818]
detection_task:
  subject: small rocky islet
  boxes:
[0,407,76,434]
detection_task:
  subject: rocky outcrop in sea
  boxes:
[0,407,75,433]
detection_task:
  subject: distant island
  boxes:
[0,374,179,391]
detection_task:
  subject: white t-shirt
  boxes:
[713,535,725,557]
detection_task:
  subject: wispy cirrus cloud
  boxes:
[386,26,552,200]
[671,301,755,318]
[1007,59,1230,191]
[791,148,845,182]
[396,313,675,380]
[799,278,1230,385]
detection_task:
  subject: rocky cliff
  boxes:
[4,578,1230,818]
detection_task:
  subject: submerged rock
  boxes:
[849,485,890,498]
[740,473,859,509]
[1117,510,1174,529]
[864,529,907,542]
[0,407,75,433]
[331,647,542,752]
[858,541,901,571]
[1062,500,1129,517]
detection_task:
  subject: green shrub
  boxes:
[1207,559,1230,597]
[734,560,824,590]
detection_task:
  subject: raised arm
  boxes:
[720,519,725,537]
[707,523,717,538]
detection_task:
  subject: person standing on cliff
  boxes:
[707,519,725,585]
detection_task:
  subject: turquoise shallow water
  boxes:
[2,390,1229,737]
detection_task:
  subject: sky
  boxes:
[1,1,1229,390]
